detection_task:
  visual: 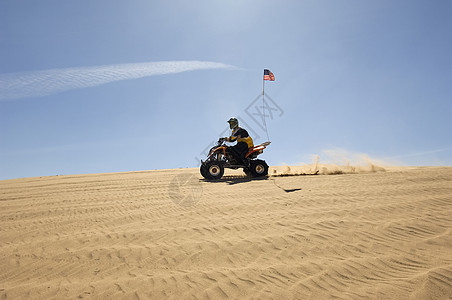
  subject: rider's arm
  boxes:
[227,135,237,142]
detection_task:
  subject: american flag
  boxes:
[264,69,275,81]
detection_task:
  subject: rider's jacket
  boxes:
[227,127,254,148]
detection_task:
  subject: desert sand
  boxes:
[1,166,451,299]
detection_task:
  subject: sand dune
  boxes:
[1,166,451,299]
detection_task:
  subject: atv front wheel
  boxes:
[250,159,268,177]
[200,164,209,179]
[204,161,224,180]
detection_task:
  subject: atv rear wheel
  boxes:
[250,159,268,177]
[204,161,224,180]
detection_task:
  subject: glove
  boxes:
[218,137,226,143]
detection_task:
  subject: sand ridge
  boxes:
[1,167,451,299]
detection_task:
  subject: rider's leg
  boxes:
[228,143,248,163]
[235,142,250,166]
[226,147,240,161]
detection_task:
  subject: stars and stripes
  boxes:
[264,69,275,81]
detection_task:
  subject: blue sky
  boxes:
[1,0,451,180]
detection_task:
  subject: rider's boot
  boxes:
[242,158,250,168]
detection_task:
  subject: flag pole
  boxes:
[262,71,269,142]
[262,71,265,132]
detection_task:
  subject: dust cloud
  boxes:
[271,149,388,176]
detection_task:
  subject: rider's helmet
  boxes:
[227,117,239,130]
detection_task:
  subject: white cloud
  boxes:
[0,60,237,100]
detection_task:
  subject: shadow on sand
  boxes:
[200,175,304,193]
[200,175,267,185]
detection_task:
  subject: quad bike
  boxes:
[200,139,271,180]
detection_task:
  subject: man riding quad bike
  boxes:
[200,118,270,180]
